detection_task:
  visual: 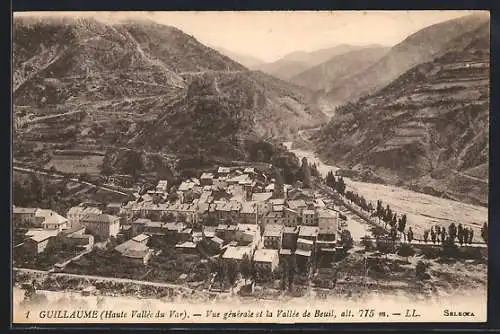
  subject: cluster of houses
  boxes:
[13,165,343,276]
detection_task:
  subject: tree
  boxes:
[325,171,336,189]
[226,260,239,293]
[273,167,285,198]
[340,229,353,250]
[300,157,312,188]
[481,223,488,244]
[279,260,289,291]
[398,214,407,233]
[415,260,430,280]
[216,259,226,292]
[376,200,383,218]
[336,177,346,195]
[468,228,474,244]
[430,228,436,244]
[407,227,414,243]
[448,223,457,242]
[457,223,464,243]
[440,227,446,244]
[240,254,253,284]
[391,213,397,228]
[423,230,429,243]
[384,205,390,222]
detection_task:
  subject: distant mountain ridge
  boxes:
[290,45,390,92]
[254,44,369,81]
[314,16,490,206]
[321,13,490,107]
[212,46,266,69]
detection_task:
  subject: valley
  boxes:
[11,12,489,323]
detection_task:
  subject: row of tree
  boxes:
[422,222,488,245]
[325,170,413,241]
[325,171,346,195]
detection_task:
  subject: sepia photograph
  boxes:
[11,10,489,324]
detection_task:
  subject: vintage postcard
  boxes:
[11,10,489,324]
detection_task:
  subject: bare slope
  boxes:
[290,45,390,92]
[13,16,327,168]
[254,44,363,81]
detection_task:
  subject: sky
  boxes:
[15,10,484,62]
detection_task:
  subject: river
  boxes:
[283,140,488,241]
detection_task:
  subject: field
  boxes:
[44,154,104,175]
[347,180,487,242]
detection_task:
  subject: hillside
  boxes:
[254,44,363,81]
[313,21,490,206]
[13,15,327,175]
[322,13,490,107]
[290,45,390,92]
[131,70,328,159]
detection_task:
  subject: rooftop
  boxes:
[237,224,258,234]
[253,249,278,263]
[132,218,152,225]
[269,198,285,205]
[318,209,338,218]
[265,211,283,218]
[132,234,150,243]
[176,241,197,249]
[211,236,224,245]
[287,200,307,210]
[297,237,314,245]
[59,225,85,236]
[145,221,163,228]
[218,167,231,173]
[295,249,312,257]
[164,222,185,231]
[106,202,122,208]
[272,205,285,212]
[252,192,273,202]
[200,172,214,179]
[114,239,150,259]
[222,246,251,260]
[299,226,319,237]
[36,209,68,227]
[279,248,293,255]
[13,207,38,215]
[302,209,316,215]
[240,202,257,214]
[283,226,299,234]
[81,213,119,224]
[25,229,59,242]
[264,224,283,237]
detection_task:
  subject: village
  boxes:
[13,164,356,297]
[12,155,489,303]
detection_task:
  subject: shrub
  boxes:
[415,260,431,280]
[397,243,415,257]
[360,237,375,250]
[376,238,395,254]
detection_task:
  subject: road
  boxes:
[13,267,197,293]
[451,169,488,184]
[13,166,130,196]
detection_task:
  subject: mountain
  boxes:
[290,45,390,92]
[313,20,490,206]
[213,46,266,69]
[13,16,327,169]
[322,13,490,107]
[254,44,364,81]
